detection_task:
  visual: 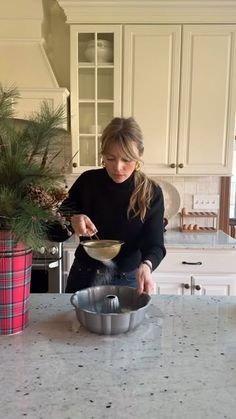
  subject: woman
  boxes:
[57,117,166,294]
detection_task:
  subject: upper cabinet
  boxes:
[179,25,236,176]
[123,24,236,175]
[66,2,236,175]
[70,25,122,169]
[123,25,181,175]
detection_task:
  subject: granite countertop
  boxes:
[1,294,236,419]
[164,229,236,249]
[64,230,236,250]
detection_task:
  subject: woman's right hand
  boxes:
[70,214,97,237]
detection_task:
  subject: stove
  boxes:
[31,242,64,293]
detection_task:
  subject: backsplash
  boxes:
[64,174,221,231]
[152,176,221,230]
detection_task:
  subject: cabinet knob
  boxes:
[178,163,184,168]
[184,283,190,289]
[195,285,201,291]
[170,163,176,168]
[72,162,78,168]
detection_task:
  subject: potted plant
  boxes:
[0,84,69,335]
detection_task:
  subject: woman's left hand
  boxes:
[136,263,154,295]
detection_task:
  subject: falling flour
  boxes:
[92,260,117,286]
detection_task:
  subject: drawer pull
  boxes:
[195,285,201,291]
[182,261,202,265]
[184,283,190,289]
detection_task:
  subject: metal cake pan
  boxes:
[70,285,151,335]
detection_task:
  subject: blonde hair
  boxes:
[101,117,156,221]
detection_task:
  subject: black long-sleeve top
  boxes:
[50,168,166,272]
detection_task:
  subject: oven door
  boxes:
[31,258,63,293]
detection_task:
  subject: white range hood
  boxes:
[0,0,69,122]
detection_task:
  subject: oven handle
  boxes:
[32,260,60,269]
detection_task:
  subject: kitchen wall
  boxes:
[0,0,221,230]
[161,175,220,230]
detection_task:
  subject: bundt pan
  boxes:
[70,285,151,335]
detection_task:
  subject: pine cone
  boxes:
[25,184,68,212]
[25,184,54,209]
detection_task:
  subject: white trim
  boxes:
[58,1,236,24]
[58,1,236,6]
[39,41,60,88]
[19,88,70,95]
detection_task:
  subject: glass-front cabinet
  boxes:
[70,25,122,171]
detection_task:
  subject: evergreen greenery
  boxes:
[0,84,68,249]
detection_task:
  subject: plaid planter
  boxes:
[0,232,32,335]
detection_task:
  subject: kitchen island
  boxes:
[1,294,236,419]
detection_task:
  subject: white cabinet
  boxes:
[123,25,181,175]
[178,25,236,176]
[153,274,191,295]
[70,23,236,175]
[153,248,236,296]
[70,25,122,170]
[192,275,236,296]
[63,1,236,175]
[123,24,236,175]
[63,244,236,296]
[153,274,236,296]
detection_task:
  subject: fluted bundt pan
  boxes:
[70,285,151,335]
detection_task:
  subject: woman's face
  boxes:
[103,142,138,183]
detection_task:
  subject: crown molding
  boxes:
[57,0,236,24]
[58,0,236,5]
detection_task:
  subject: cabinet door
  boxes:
[178,25,236,175]
[192,275,236,296]
[152,273,191,295]
[123,25,181,175]
[158,248,236,274]
[70,25,122,171]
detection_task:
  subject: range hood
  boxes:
[0,0,59,89]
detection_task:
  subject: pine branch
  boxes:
[0,84,19,121]
[0,84,69,249]
[27,101,66,166]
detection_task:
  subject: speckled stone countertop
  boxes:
[164,229,236,249]
[1,294,236,419]
[64,229,236,250]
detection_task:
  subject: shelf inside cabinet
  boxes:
[78,63,114,68]
[78,100,114,103]
[179,210,218,233]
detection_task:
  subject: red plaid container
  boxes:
[0,231,32,335]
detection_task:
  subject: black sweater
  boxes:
[50,168,166,272]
